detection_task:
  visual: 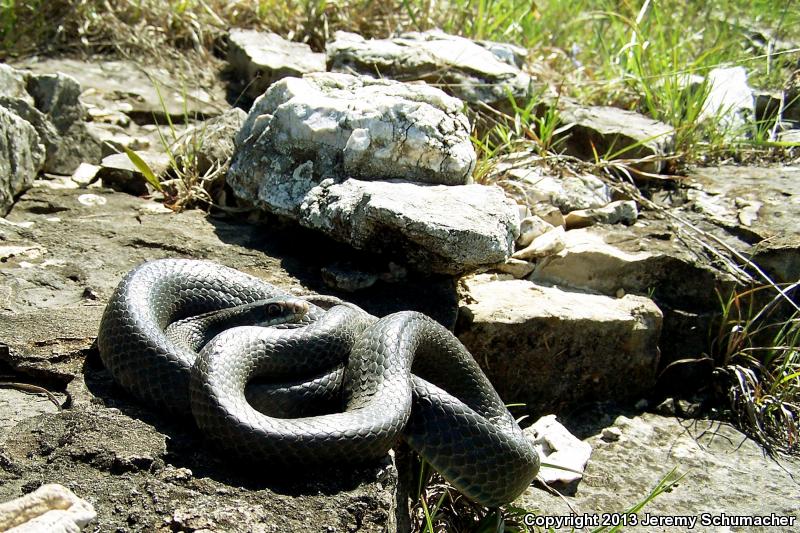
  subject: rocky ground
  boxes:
[1,26,799,532]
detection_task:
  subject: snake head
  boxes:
[250,298,311,327]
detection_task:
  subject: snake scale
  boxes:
[97,258,540,507]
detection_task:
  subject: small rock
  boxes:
[654,397,677,416]
[512,226,566,260]
[530,202,565,227]
[677,399,703,418]
[701,66,755,134]
[735,198,762,226]
[601,427,622,442]
[33,175,80,190]
[137,202,173,215]
[227,28,326,100]
[491,257,534,278]
[525,415,591,495]
[0,483,96,532]
[516,215,553,247]
[71,163,101,186]
[564,200,638,229]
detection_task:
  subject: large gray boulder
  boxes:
[232,72,475,189]
[229,72,518,274]
[0,106,45,215]
[327,30,532,106]
[227,28,326,100]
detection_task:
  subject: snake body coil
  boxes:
[97,258,539,507]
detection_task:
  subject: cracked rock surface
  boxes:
[229,72,520,274]
[327,29,532,106]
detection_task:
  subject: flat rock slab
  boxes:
[12,58,228,124]
[531,222,737,311]
[557,102,674,173]
[327,30,532,106]
[687,165,800,283]
[298,179,519,274]
[0,388,62,431]
[228,28,326,100]
[521,412,800,532]
[456,274,662,414]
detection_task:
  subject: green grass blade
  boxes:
[123,146,163,192]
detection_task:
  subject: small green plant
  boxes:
[711,283,800,454]
[411,458,684,533]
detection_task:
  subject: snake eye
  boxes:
[266,303,282,317]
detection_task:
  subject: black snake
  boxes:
[97,258,539,507]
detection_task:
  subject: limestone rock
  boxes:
[490,257,535,278]
[228,73,510,273]
[327,30,532,106]
[525,415,592,494]
[565,200,638,229]
[231,73,475,189]
[0,106,45,215]
[0,66,101,175]
[516,215,553,247]
[530,202,565,227]
[557,102,674,173]
[512,226,565,260]
[687,165,800,283]
[12,58,227,125]
[701,66,755,134]
[227,28,326,100]
[488,153,612,212]
[297,178,519,274]
[531,223,735,311]
[456,274,662,414]
[0,483,96,532]
[0,64,32,104]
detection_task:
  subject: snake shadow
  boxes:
[82,349,391,497]
[206,213,460,329]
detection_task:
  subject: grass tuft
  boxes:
[711,283,800,455]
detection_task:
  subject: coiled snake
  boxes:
[97,258,539,507]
